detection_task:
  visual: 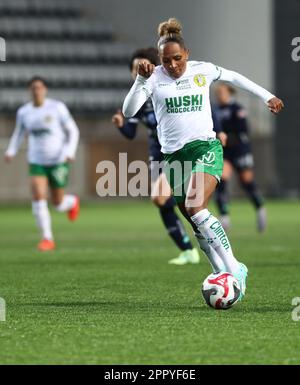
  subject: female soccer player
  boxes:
[122,18,284,299]
[113,48,200,265]
[5,77,80,251]
[214,82,266,232]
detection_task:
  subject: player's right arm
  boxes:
[122,61,155,118]
[4,109,26,162]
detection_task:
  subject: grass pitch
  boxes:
[0,200,299,364]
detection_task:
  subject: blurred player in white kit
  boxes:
[5,77,80,251]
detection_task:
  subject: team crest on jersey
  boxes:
[44,115,53,123]
[193,74,206,87]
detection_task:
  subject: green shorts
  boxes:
[163,139,223,204]
[29,163,70,189]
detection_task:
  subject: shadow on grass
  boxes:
[228,304,292,314]
[20,300,293,316]
[22,301,208,314]
[24,301,115,307]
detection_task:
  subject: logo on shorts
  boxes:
[194,74,206,87]
[197,151,216,166]
[52,167,68,184]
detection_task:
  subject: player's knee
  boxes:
[240,174,253,184]
[151,194,168,207]
[32,191,46,201]
[185,200,207,217]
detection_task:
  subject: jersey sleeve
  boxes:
[122,73,155,118]
[57,102,80,159]
[142,73,155,98]
[205,62,223,82]
[217,67,275,103]
[5,109,26,157]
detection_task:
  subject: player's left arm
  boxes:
[214,66,284,114]
[59,103,80,162]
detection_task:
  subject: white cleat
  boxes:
[257,207,267,233]
[235,263,248,301]
[219,215,231,232]
[168,248,200,265]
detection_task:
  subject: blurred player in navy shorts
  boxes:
[214,82,266,232]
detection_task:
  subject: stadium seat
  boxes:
[0,0,81,17]
[0,2,134,115]
[0,65,131,88]
[8,41,133,64]
[0,89,128,113]
[0,18,113,40]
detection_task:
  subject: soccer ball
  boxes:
[202,272,241,310]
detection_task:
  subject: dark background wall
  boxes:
[274,0,300,197]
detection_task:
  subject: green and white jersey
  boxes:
[144,61,219,153]
[6,98,79,165]
[123,60,275,154]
